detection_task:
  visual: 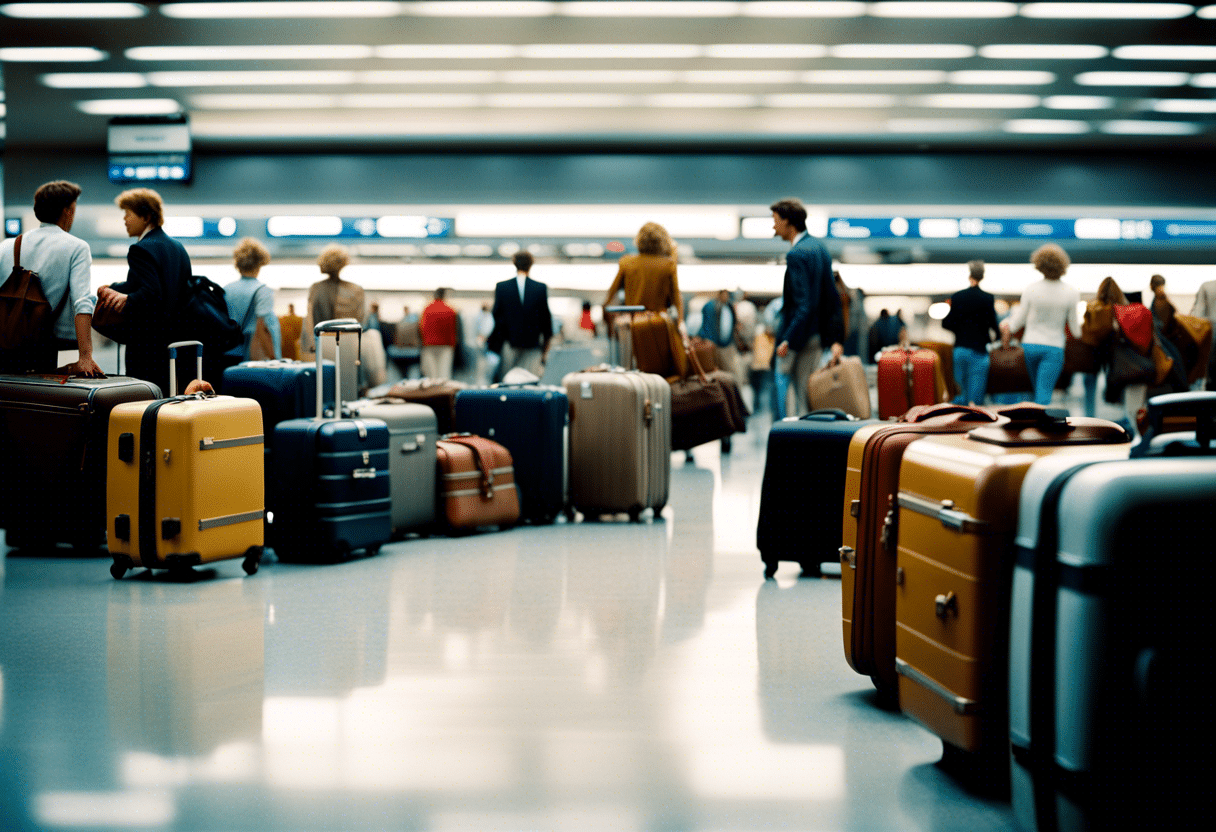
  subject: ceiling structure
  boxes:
[1,1,1215,151]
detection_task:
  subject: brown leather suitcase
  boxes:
[893,406,1129,764]
[435,434,519,533]
[840,404,1000,702]
[386,377,468,435]
[809,355,871,419]
[688,336,718,373]
[625,311,688,379]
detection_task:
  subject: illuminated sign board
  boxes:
[827,217,1216,241]
[266,216,453,238]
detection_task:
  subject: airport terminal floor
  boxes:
[0,395,1063,832]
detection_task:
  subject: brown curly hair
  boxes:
[635,222,673,257]
[233,237,270,274]
[115,188,165,227]
[316,243,349,277]
[1031,243,1069,280]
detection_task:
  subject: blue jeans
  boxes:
[1021,343,1065,405]
[952,347,990,405]
[774,370,790,420]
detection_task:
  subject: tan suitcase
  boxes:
[809,355,871,419]
[892,407,1129,762]
[564,368,670,520]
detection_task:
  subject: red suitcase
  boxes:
[877,346,946,420]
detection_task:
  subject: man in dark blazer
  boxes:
[771,198,844,416]
[96,188,192,396]
[487,251,553,378]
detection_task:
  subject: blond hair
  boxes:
[115,188,165,227]
[317,243,349,277]
[635,222,673,257]
[1031,243,1069,280]
[233,237,270,274]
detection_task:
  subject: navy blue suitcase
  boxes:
[269,322,391,561]
[221,359,335,446]
[756,409,879,578]
[453,384,567,524]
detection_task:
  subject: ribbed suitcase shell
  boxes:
[453,385,567,524]
[877,347,944,420]
[893,415,1129,759]
[564,369,670,519]
[1009,394,1215,832]
[756,410,878,578]
[840,405,1000,700]
[0,373,160,550]
[107,394,266,577]
[345,398,438,535]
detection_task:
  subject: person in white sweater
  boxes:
[1000,243,1081,405]
[1191,278,1216,390]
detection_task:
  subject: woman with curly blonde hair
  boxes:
[220,238,281,372]
[603,221,683,320]
[1000,243,1081,405]
[302,243,365,354]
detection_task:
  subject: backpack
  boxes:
[0,235,68,351]
[177,274,243,354]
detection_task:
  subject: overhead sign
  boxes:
[827,216,1216,241]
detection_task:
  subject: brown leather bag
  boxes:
[669,347,748,451]
[1167,313,1213,384]
[808,355,871,419]
[1,235,68,351]
[386,378,468,434]
[986,345,1033,395]
[436,434,520,532]
[629,310,688,379]
[687,336,717,373]
[1081,298,1115,346]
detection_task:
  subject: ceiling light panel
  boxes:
[342,93,484,107]
[704,44,827,59]
[192,94,338,109]
[916,93,1040,108]
[1,2,145,16]
[887,119,990,132]
[1200,5,1216,17]
[0,47,108,61]
[1113,46,1216,61]
[1191,74,1216,88]
[483,93,631,107]
[357,70,497,84]
[683,71,801,84]
[948,71,1056,85]
[374,45,517,59]
[764,93,897,107]
[519,44,703,59]
[644,93,759,108]
[408,2,556,15]
[740,2,866,16]
[1043,95,1116,108]
[500,70,676,84]
[804,70,948,84]
[161,2,401,16]
[558,2,742,16]
[1020,3,1195,19]
[126,46,372,60]
[830,44,975,59]
[76,98,181,115]
[1100,120,1202,134]
[148,71,357,86]
[979,44,1108,59]
[1076,72,1191,86]
[869,2,1016,17]
[42,73,146,88]
[1153,99,1216,112]
[1003,119,1091,133]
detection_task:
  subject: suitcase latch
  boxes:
[161,518,181,540]
[353,467,376,479]
[839,546,856,569]
[896,566,905,586]
[850,500,860,518]
[581,380,593,399]
[118,432,135,463]
[934,591,958,620]
[362,451,370,465]
[163,449,171,463]
[114,514,130,542]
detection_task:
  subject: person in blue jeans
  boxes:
[1000,244,1081,406]
[942,260,1000,405]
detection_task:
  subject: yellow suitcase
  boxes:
[892,407,1128,765]
[107,342,265,579]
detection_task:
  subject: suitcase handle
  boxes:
[167,340,203,397]
[802,408,857,422]
[1132,391,1216,457]
[314,319,363,421]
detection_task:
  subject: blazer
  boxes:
[488,276,553,353]
[942,284,1000,352]
[604,254,683,320]
[109,226,190,348]
[774,234,843,353]
[698,299,738,348]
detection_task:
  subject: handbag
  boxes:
[1081,298,1114,346]
[1112,302,1153,355]
[1105,336,1157,400]
[985,345,1033,395]
[1063,331,1100,375]
[669,347,748,451]
[1166,313,1213,384]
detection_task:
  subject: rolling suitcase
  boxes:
[0,372,159,550]
[564,367,670,521]
[892,406,1129,769]
[453,383,568,524]
[1009,393,1216,832]
[840,404,1000,701]
[808,355,871,419]
[436,433,521,533]
[107,341,266,579]
[756,409,878,579]
[269,320,391,562]
[877,346,947,420]
[344,397,438,536]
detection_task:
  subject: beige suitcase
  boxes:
[809,355,871,419]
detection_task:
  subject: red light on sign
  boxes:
[606,240,625,253]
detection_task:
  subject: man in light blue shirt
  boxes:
[0,180,101,376]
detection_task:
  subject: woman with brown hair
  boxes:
[603,221,682,321]
[1000,243,1080,405]
[301,243,365,355]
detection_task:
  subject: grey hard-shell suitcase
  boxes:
[344,397,438,536]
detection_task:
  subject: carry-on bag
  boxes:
[344,397,438,536]
[436,433,520,533]
[269,321,391,562]
[877,346,946,419]
[385,377,468,435]
[453,383,568,524]
[891,406,1129,766]
[840,403,1001,701]
[808,355,871,419]
[564,367,670,521]
[107,341,266,579]
[669,348,748,451]
[756,409,878,579]
[0,372,160,550]
[1008,392,1215,832]
[616,310,688,379]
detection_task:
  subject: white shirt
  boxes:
[0,223,95,340]
[1006,277,1080,350]
[516,272,528,304]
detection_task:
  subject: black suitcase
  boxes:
[0,373,160,550]
[756,409,879,578]
[268,322,391,561]
[453,383,568,524]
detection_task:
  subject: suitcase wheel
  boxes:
[563,506,577,522]
[242,546,263,576]
[799,561,823,579]
[628,507,642,523]
[366,543,382,557]
[110,561,128,580]
[762,557,778,580]
[653,502,666,517]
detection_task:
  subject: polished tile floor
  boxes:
[0,409,1024,832]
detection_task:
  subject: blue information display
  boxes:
[4,218,20,238]
[827,216,1216,241]
[266,216,453,238]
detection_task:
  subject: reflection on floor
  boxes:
[0,412,1017,831]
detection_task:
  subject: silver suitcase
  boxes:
[345,397,438,535]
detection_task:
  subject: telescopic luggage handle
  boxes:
[167,340,203,397]
[1132,391,1216,457]
[314,318,363,420]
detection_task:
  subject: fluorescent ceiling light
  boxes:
[126,45,372,60]
[374,44,517,59]
[1100,120,1202,134]
[76,98,180,115]
[1114,46,1216,61]
[42,73,147,88]
[1020,3,1195,19]
[1190,74,1216,88]
[268,216,344,237]
[1043,95,1115,109]
[764,93,896,107]
[483,93,631,107]
[1,2,145,16]
[161,2,400,16]
[192,94,338,109]
[830,44,975,59]
[979,44,1107,60]
[803,70,948,84]
[1074,218,1123,239]
[356,70,497,84]
[409,2,555,15]
[0,47,107,61]
[741,2,866,17]
[1076,72,1190,86]
[887,119,988,132]
[1003,119,1091,133]
[644,93,758,108]
[1200,5,1216,17]
[683,71,801,84]
[918,219,961,238]
[870,2,1016,17]
[500,70,676,84]
[705,44,827,58]
[162,216,205,237]
[519,44,702,59]
[455,208,741,240]
[559,2,741,16]
[148,71,357,86]
[949,71,1056,85]
[34,792,175,828]
[341,93,482,107]
[1152,99,1216,112]
[376,216,434,237]
[917,93,1040,108]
